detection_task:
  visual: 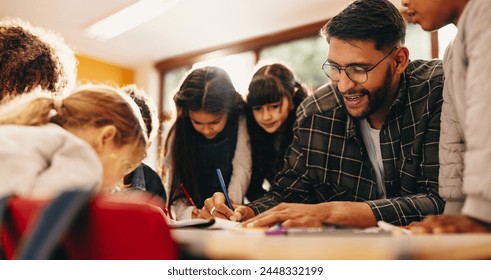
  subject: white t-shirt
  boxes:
[359,119,385,198]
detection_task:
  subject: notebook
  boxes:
[168,218,240,229]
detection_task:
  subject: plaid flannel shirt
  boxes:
[249,59,445,225]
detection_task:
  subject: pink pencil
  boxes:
[180,183,196,207]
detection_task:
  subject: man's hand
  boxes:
[242,203,328,228]
[241,201,376,228]
[408,215,491,233]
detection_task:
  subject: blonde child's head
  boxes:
[0,84,148,190]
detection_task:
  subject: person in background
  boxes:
[162,66,251,220]
[202,0,445,228]
[402,0,491,233]
[0,84,147,198]
[119,84,166,202]
[0,17,76,102]
[245,62,309,202]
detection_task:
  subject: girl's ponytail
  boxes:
[0,90,55,126]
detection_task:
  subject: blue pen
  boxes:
[216,168,234,210]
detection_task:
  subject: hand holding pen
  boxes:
[196,169,257,221]
[180,183,200,218]
[216,169,234,210]
[199,192,256,222]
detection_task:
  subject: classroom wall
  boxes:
[76,54,134,86]
[75,56,163,167]
[134,62,161,169]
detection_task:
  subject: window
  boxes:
[193,51,256,95]
[438,24,458,58]
[162,66,188,115]
[259,36,327,89]
[405,23,432,60]
[157,20,325,125]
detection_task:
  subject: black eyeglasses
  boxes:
[321,47,397,84]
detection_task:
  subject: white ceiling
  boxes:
[0,0,403,68]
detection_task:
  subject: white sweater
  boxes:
[164,116,252,220]
[438,0,491,222]
[0,123,102,198]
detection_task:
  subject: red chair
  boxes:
[1,192,178,260]
[0,196,49,259]
[64,193,178,260]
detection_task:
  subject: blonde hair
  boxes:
[0,85,147,153]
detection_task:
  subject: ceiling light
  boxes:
[84,0,179,41]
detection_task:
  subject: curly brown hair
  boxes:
[0,18,76,101]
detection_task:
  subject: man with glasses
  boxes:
[202,0,445,228]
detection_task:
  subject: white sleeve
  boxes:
[460,1,491,223]
[227,116,252,204]
[438,44,465,214]
[170,198,194,220]
[161,130,195,221]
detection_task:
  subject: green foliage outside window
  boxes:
[260,36,328,90]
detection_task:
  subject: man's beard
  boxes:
[339,68,393,119]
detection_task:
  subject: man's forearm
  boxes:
[321,201,377,227]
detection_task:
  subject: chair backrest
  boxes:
[1,192,178,260]
[0,196,49,259]
[64,193,178,260]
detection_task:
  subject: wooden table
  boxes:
[171,228,491,260]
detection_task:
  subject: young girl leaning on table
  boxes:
[245,62,309,202]
[162,66,251,220]
[117,84,166,202]
[0,84,148,198]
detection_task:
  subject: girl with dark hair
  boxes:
[119,84,166,202]
[245,63,309,201]
[163,66,251,220]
